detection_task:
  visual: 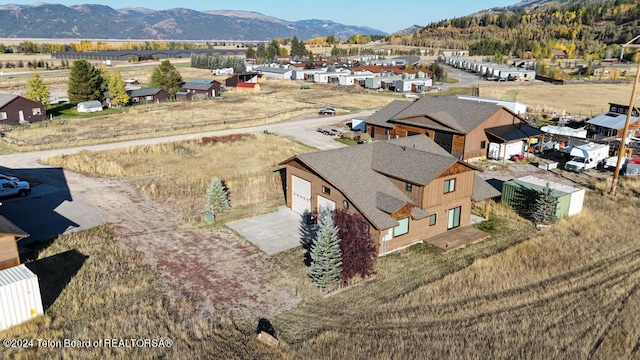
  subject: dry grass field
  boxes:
[41,133,314,222]
[0,225,282,359]
[2,76,394,151]
[479,81,634,118]
[5,148,640,358]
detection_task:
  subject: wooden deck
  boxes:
[425,226,490,253]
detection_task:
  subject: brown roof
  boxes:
[367,96,513,134]
[285,135,459,230]
[471,173,502,201]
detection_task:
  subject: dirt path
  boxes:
[69,171,300,320]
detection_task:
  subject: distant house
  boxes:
[254,66,294,80]
[279,135,500,255]
[0,215,28,271]
[365,96,543,160]
[591,66,618,78]
[181,79,222,99]
[128,88,168,104]
[552,50,567,59]
[586,103,640,139]
[0,94,46,126]
[77,100,103,113]
[225,72,260,87]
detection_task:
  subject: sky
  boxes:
[7,1,519,33]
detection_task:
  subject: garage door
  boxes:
[317,195,336,214]
[291,175,311,215]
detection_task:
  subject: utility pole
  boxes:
[610,35,640,196]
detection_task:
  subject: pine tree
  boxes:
[149,60,183,99]
[67,59,103,104]
[532,183,558,225]
[332,209,377,281]
[108,69,130,108]
[309,211,342,289]
[25,70,50,106]
[205,177,230,220]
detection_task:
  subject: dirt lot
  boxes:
[73,172,300,320]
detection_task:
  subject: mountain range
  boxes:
[0,4,387,41]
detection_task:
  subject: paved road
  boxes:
[0,110,374,245]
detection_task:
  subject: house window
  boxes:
[145,95,154,101]
[342,199,349,209]
[32,108,42,115]
[480,140,486,149]
[132,97,140,103]
[322,186,331,195]
[393,218,409,237]
[0,112,6,120]
[429,214,437,226]
[444,178,456,194]
[406,183,412,192]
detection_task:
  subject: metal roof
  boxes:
[0,94,18,108]
[586,112,640,130]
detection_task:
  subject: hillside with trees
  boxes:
[391,0,640,60]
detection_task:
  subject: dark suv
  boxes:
[318,108,336,115]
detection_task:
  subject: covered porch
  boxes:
[485,123,544,162]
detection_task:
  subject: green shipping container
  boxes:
[501,175,585,219]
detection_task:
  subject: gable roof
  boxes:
[366,100,411,128]
[587,111,640,130]
[183,82,216,91]
[0,93,44,109]
[284,135,462,230]
[471,173,502,202]
[0,94,19,108]
[128,88,163,97]
[366,96,511,133]
[254,66,292,74]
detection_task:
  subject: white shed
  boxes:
[0,264,44,331]
[77,100,103,113]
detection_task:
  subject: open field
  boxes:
[0,225,282,359]
[6,150,640,358]
[479,81,634,118]
[41,133,314,222]
[1,78,394,151]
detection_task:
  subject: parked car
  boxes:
[123,78,139,85]
[318,108,336,115]
[0,173,19,182]
[0,179,30,198]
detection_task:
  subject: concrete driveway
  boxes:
[227,206,303,255]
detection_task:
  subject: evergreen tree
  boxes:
[205,177,230,220]
[25,70,50,106]
[108,69,129,108]
[149,60,183,99]
[256,43,267,60]
[266,40,280,61]
[308,211,342,289]
[245,45,256,59]
[67,59,103,104]
[332,209,377,281]
[532,183,558,225]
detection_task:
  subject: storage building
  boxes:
[0,264,44,331]
[501,175,585,219]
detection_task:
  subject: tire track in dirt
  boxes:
[72,173,300,320]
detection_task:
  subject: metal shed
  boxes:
[0,264,44,331]
[501,175,585,218]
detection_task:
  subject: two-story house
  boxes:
[365,96,543,160]
[279,135,500,255]
[586,102,640,140]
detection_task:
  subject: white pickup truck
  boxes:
[0,179,30,198]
